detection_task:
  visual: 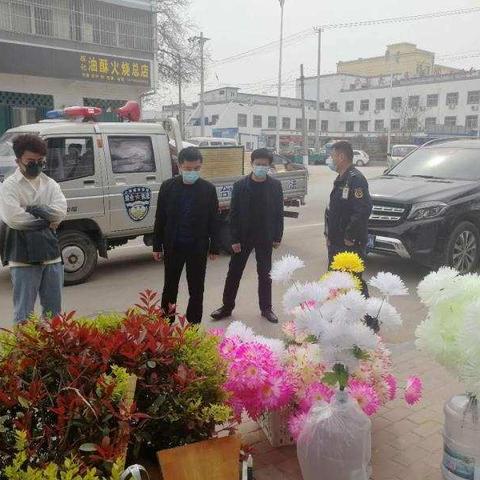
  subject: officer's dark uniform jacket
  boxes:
[325,165,372,247]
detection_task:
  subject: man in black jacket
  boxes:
[211,148,284,324]
[153,147,219,324]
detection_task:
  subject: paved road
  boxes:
[0,166,428,341]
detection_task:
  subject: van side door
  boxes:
[103,134,162,233]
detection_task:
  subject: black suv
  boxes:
[368,138,480,273]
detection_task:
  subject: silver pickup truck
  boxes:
[0,119,308,285]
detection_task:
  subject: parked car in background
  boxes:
[189,137,238,147]
[368,138,480,273]
[387,144,417,169]
[353,150,370,166]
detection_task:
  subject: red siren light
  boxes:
[64,106,103,121]
[116,101,141,122]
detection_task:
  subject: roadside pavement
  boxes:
[239,342,460,480]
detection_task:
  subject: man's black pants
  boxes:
[222,243,273,313]
[161,247,208,324]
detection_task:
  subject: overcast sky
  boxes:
[159,0,480,105]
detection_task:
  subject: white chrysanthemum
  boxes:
[293,308,327,338]
[322,346,359,372]
[282,282,329,313]
[321,271,358,291]
[225,321,256,342]
[318,300,339,323]
[320,321,378,352]
[270,255,305,284]
[417,267,459,306]
[330,290,368,324]
[368,272,408,297]
[366,298,402,330]
[256,335,286,359]
[460,300,480,352]
[460,357,480,397]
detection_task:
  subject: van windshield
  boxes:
[388,147,480,181]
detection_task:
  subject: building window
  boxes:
[296,118,304,130]
[446,92,459,106]
[268,116,277,129]
[375,120,385,132]
[321,120,328,132]
[445,116,457,127]
[11,2,32,33]
[391,119,401,131]
[345,101,354,112]
[466,115,478,130]
[408,96,420,108]
[211,114,219,125]
[360,100,369,111]
[253,115,262,128]
[330,102,338,111]
[407,118,418,130]
[467,91,480,105]
[425,117,436,131]
[238,114,247,127]
[346,121,355,132]
[375,98,385,111]
[319,102,325,109]
[109,136,155,173]
[392,97,402,110]
[282,117,291,129]
[359,121,369,132]
[45,137,95,182]
[308,119,316,131]
[427,94,439,107]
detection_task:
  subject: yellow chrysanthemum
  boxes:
[330,252,365,273]
[349,273,363,291]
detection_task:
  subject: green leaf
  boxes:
[333,363,349,389]
[17,396,30,409]
[79,443,98,452]
[353,345,370,360]
[322,372,338,387]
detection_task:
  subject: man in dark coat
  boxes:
[153,146,220,324]
[211,148,284,324]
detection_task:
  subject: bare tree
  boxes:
[394,96,425,137]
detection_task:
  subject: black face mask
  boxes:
[25,162,43,178]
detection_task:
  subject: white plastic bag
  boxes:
[297,391,371,480]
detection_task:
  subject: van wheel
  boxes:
[219,221,233,255]
[356,160,365,166]
[445,221,480,273]
[58,230,98,285]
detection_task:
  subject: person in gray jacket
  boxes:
[0,134,67,324]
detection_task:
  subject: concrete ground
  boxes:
[0,165,455,479]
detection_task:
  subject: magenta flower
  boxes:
[348,379,381,416]
[209,328,225,338]
[385,374,398,401]
[404,376,423,405]
[288,412,308,440]
[299,382,335,413]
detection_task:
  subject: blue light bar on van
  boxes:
[46,109,66,119]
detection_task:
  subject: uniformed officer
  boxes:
[325,141,376,329]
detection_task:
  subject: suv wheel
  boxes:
[58,230,98,285]
[445,221,480,273]
[356,159,365,166]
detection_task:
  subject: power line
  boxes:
[213,7,480,66]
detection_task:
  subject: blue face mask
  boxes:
[253,165,269,179]
[182,170,200,184]
[326,157,337,172]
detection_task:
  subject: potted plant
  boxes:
[416,267,480,480]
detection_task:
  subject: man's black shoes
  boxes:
[210,307,232,321]
[262,310,279,324]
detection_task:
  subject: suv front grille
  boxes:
[369,203,408,225]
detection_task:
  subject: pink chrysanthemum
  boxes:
[404,376,423,405]
[348,379,381,416]
[299,382,334,413]
[209,328,225,338]
[385,374,398,401]
[282,321,297,340]
[219,337,240,359]
[301,300,318,310]
[288,412,308,440]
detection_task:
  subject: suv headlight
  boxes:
[408,202,448,221]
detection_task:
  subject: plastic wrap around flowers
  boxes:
[217,252,422,440]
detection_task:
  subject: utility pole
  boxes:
[276,0,286,153]
[300,64,308,166]
[314,27,322,152]
[177,55,184,138]
[190,32,209,137]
